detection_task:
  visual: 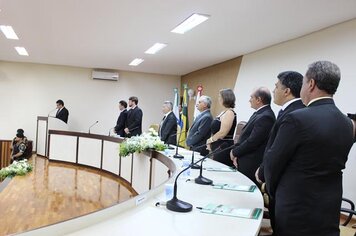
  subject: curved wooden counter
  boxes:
[19,130,263,236]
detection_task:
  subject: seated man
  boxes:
[10,129,29,162]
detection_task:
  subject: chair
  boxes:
[340,197,356,236]
[149,124,159,132]
[234,121,246,144]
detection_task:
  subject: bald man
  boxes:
[230,87,275,185]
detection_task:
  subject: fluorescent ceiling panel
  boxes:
[0,25,19,39]
[145,43,167,54]
[129,58,144,66]
[15,47,29,56]
[171,13,210,34]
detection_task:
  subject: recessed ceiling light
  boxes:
[171,13,210,34]
[15,47,29,56]
[145,43,167,55]
[0,25,19,40]
[129,58,144,66]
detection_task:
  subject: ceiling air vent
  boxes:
[92,69,119,81]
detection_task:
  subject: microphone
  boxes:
[48,108,58,117]
[88,121,99,134]
[173,130,187,159]
[195,141,234,185]
[166,143,235,213]
[190,138,234,170]
[108,127,115,136]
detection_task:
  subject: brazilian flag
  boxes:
[178,84,189,148]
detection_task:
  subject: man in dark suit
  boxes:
[114,100,128,137]
[255,71,304,234]
[186,95,213,156]
[159,101,177,145]
[256,71,305,183]
[124,96,143,137]
[230,87,275,185]
[264,61,355,236]
[55,99,69,123]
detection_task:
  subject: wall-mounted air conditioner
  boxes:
[92,69,119,81]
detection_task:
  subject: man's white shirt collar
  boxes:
[256,104,268,112]
[281,98,301,111]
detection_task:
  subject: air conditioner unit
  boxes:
[92,69,119,81]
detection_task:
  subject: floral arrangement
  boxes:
[0,159,33,180]
[119,128,167,157]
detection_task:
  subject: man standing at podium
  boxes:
[55,99,69,123]
[124,96,143,137]
[114,100,128,137]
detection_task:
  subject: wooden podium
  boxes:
[36,116,68,157]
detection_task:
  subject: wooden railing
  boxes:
[0,140,12,169]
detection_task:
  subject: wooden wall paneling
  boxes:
[181,57,242,125]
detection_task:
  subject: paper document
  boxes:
[204,167,237,172]
[213,183,256,192]
[199,204,262,219]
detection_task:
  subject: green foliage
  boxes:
[0,160,33,180]
[119,128,167,157]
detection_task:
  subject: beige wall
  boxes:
[181,57,242,124]
[0,61,180,141]
[235,19,356,204]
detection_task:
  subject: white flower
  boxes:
[119,130,167,156]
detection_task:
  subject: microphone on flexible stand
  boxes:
[166,143,235,213]
[108,127,115,136]
[195,141,234,185]
[173,130,187,159]
[88,121,99,134]
[189,138,234,170]
[189,142,210,169]
[190,150,200,169]
[47,108,58,118]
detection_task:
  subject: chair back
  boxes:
[234,121,247,144]
[149,124,159,132]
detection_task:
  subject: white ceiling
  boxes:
[1,0,356,76]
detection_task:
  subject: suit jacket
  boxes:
[114,109,128,137]
[56,107,69,123]
[264,99,354,236]
[231,105,275,184]
[159,112,177,145]
[125,106,143,137]
[258,99,305,182]
[186,109,213,155]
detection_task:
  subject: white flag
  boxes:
[173,88,181,126]
[193,85,203,120]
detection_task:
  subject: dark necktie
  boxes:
[249,112,257,121]
[277,109,284,119]
[159,116,166,136]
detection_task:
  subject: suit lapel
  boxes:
[190,110,205,130]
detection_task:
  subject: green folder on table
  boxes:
[199,203,262,219]
[213,183,256,192]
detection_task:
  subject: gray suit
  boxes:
[186,109,213,155]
